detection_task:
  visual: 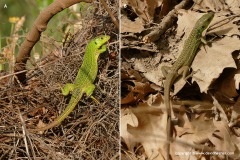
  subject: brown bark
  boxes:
[15,0,93,83]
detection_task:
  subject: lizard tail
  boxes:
[164,78,171,160]
[29,94,82,132]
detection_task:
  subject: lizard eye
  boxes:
[94,42,97,45]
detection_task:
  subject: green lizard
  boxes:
[29,35,110,132]
[162,12,214,159]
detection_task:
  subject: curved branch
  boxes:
[15,0,93,83]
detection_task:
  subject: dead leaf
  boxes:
[229,96,240,127]
[121,91,136,104]
[213,68,238,100]
[230,132,240,159]
[120,108,138,151]
[121,16,144,33]
[173,114,216,160]
[208,13,240,37]
[134,51,163,86]
[212,97,229,123]
[193,0,228,12]
[192,36,239,93]
[126,101,167,159]
[178,114,216,144]
[193,0,240,14]
[132,81,155,94]
[176,10,211,43]
[126,0,160,22]
[226,0,240,14]
[121,67,156,104]
[234,72,240,90]
[159,0,177,18]
[211,120,235,153]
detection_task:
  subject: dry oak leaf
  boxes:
[173,114,216,160]
[176,10,212,42]
[230,131,240,159]
[134,51,163,86]
[234,54,240,90]
[226,0,240,14]
[193,0,240,15]
[121,91,136,104]
[229,96,240,127]
[193,0,228,13]
[210,120,236,157]
[126,0,160,22]
[192,36,239,93]
[126,102,167,160]
[121,16,144,33]
[121,80,155,104]
[120,108,138,151]
[131,81,155,95]
[235,72,240,90]
[126,67,144,82]
[208,13,240,37]
[213,68,238,100]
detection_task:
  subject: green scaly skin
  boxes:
[29,35,110,132]
[163,13,214,159]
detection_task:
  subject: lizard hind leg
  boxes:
[178,66,192,84]
[85,84,100,104]
[161,66,172,77]
[178,66,202,83]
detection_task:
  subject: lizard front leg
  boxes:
[61,83,75,96]
[178,65,200,83]
[97,45,107,54]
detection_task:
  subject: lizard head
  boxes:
[87,35,110,56]
[196,12,214,33]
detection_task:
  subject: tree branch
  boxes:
[15,0,93,83]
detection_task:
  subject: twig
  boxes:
[143,0,191,43]
[0,70,27,81]
[18,108,32,160]
[99,0,119,29]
